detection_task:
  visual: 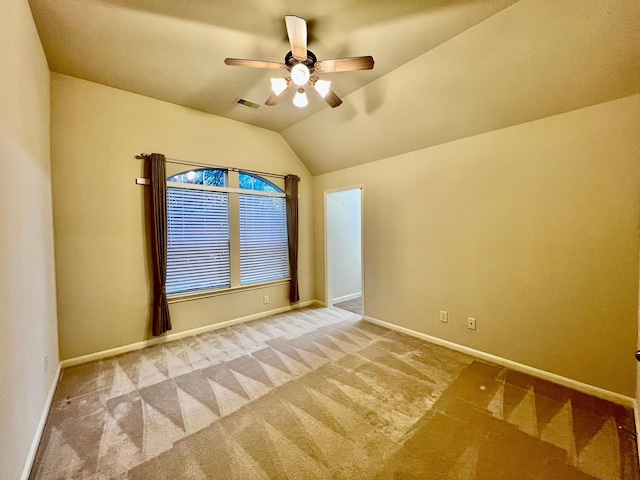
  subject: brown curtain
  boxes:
[285,175,300,303]
[149,153,172,335]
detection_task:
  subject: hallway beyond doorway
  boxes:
[335,295,362,316]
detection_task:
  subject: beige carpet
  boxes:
[30,306,638,479]
[334,296,362,316]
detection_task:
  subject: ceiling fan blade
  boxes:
[314,56,375,73]
[322,89,343,108]
[224,58,287,70]
[285,15,307,61]
[265,80,294,106]
[308,78,343,108]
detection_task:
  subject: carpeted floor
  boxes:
[334,296,362,316]
[30,306,638,479]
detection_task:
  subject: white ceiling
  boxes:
[29,0,640,175]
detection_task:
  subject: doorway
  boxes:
[326,187,363,317]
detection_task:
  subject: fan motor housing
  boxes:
[285,50,317,70]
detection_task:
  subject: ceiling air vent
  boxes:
[233,97,260,110]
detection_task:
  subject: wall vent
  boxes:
[233,97,260,110]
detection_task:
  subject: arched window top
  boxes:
[167,168,227,187]
[167,168,282,193]
[239,172,282,193]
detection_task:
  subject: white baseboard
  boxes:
[365,315,635,408]
[332,292,362,304]
[21,362,62,480]
[61,300,319,368]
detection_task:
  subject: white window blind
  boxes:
[167,187,230,294]
[239,194,288,285]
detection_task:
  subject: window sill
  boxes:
[167,278,291,304]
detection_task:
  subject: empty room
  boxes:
[2,0,640,478]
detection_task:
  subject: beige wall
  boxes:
[51,74,314,360]
[314,95,640,397]
[637,248,640,430]
[0,2,59,479]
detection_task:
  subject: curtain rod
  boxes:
[136,153,292,181]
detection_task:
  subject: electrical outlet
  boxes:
[439,310,448,323]
[263,295,269,304]
[467,317,477,330]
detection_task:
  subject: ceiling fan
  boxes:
[224,15,374,109]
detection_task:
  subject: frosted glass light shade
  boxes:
[270,77,288,95]
[315,79,331,98]
[291,64,310,86]
[293,89,308,107]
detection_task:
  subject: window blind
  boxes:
[239,194,288,284]
[167,187,230,293]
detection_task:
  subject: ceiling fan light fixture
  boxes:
[293,88,308,108]
[224,16,374,110]
[270,77,289,95]
[314,79,331,98]
[291,63,310,86]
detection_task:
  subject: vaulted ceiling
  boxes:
[29,0,639,174]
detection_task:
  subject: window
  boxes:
[238,173,288,285]
[167,168,226,186]
[166,168,288,296]
[238,172,279,192]
[166,169,230,294]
